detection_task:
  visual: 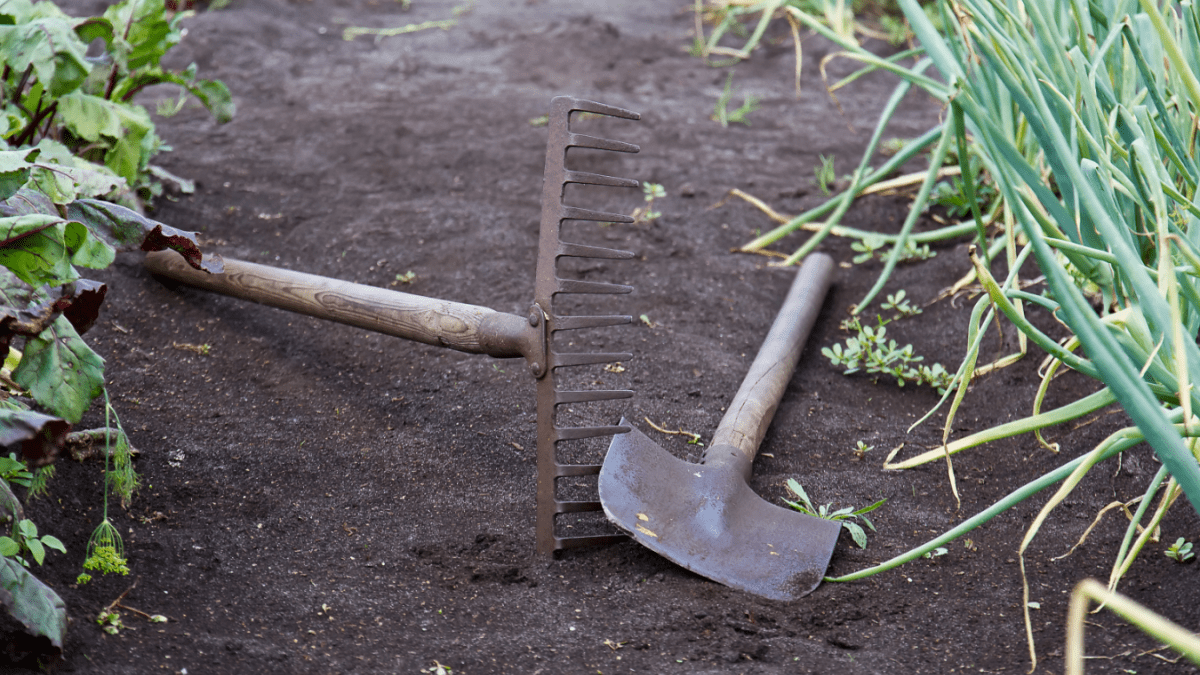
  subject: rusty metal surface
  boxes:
[598,255,842,600]
[533,96,641,555]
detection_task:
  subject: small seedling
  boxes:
[712,72,760,127]
[851,236,935,265]
[930,162,998,219]
[394,271,417,285]
[782,479,885,549]
[881,290,922,318]
[1165,537,1194,563]
[923,546,948,559]
[639,314,656,328]
[631,183,666,224]
[816,154,837,195]
[853,441,874,459]
[850,235,885,264]
[172,342,211,356]
[880,137,909,156]
[96,609,124,635]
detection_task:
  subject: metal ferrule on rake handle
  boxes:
[702,253,834,481]
[144,251,544,364]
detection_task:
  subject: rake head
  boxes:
[533,96,640,555]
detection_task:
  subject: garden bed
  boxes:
[8,0,1198,672]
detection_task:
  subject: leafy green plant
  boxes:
[0,0,228,652]
[0,518,66,566]
[1,0,234,202]
[711,72,759,127]
[823,316,954,393]
[1165,537,1194,563]
[0,453,33,488]
[852,440,874,458]
[719,1,1200,670]
[782,478,885,549]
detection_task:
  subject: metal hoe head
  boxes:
[601,421,841,600]
[599,254,842,600]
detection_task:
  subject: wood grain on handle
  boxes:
[144,250,533,359]
[702,253,833,479]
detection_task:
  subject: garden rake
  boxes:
[144,96,640,555]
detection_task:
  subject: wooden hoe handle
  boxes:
[703,253,834,479]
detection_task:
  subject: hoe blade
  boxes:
[599,421,842,601]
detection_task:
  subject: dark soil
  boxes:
[4,1,1199,673]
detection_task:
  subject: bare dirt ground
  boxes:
[4,0,1198,673]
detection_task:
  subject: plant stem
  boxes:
[14,100,57,147]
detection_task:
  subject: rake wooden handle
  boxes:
[703,253,833,479]
[144,250,538,360]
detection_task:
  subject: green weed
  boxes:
[0,518,66,566]
[816,154,837,195]
[711,72,760,127]
[782,478,885,549]
[850,235,936,265]
[632,183,666,224]
[880,290,922,318]
[1165,538,1194,563]
[823,316,953,393]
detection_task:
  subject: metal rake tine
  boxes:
[554,389,634,405]
[553,352,632,369]
[555,425,632,441]
[566,132,639,154]
[557,242,635,261]
[556,279,633,296]
[553,315,632,332]
[564,170,640,189]
[560,205,633,224]
[555,96,641,121]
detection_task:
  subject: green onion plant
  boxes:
[696,1,1200,669]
